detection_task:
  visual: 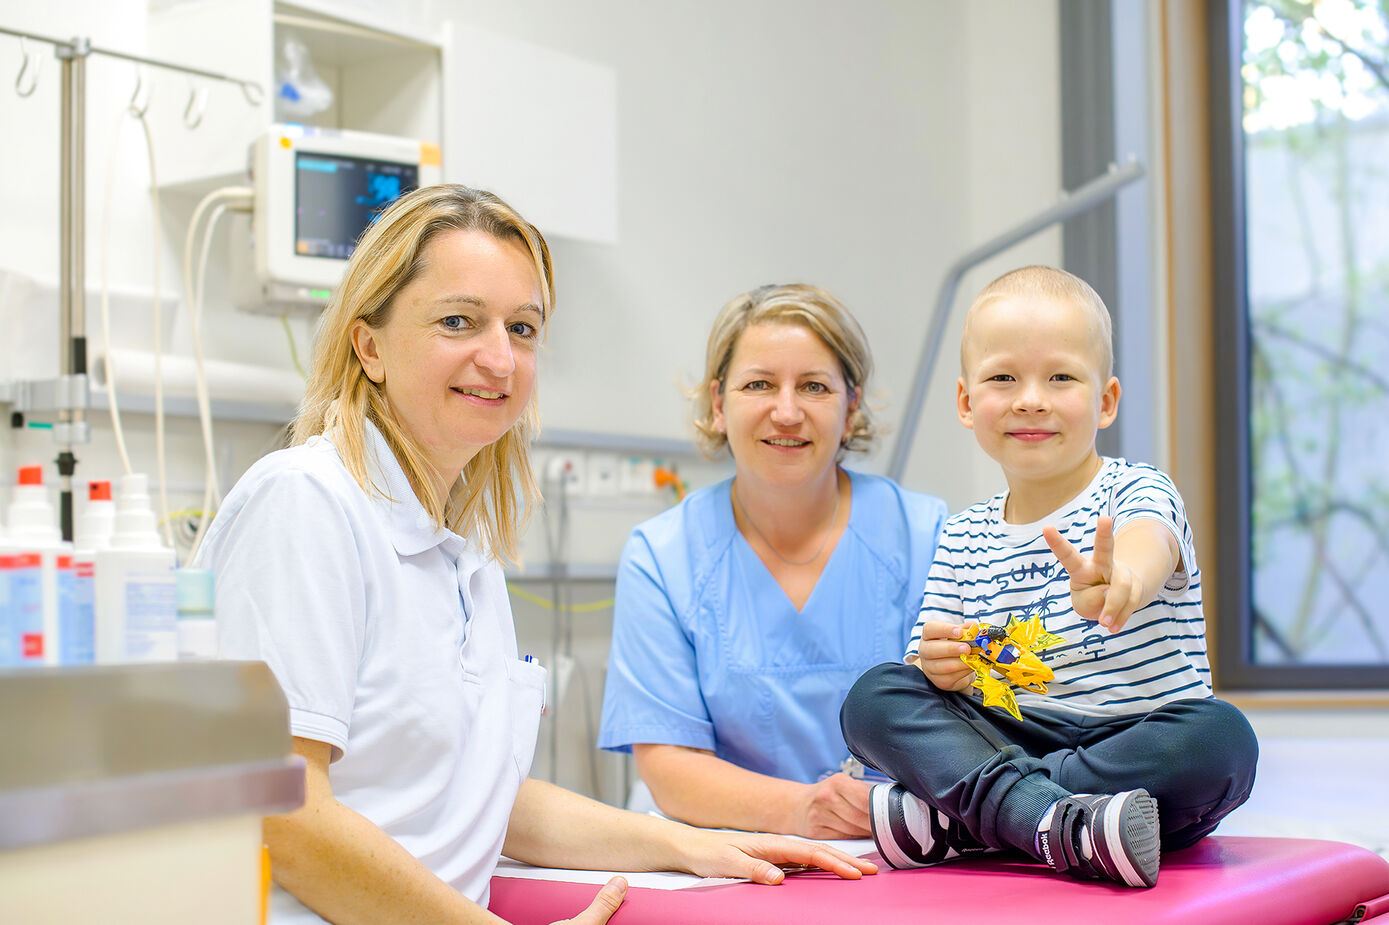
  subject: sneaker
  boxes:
[1036,789,1160,888]
[868,783,992,870]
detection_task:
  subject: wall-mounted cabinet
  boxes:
[145,0,615,240]
[146,0,443,194]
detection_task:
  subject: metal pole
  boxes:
[55,37,90,542]
[886,160,1147,483]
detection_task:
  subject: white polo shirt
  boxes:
[197,422,546,922]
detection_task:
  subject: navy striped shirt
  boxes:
[905,459,1212,717]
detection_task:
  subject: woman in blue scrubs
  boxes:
[599,284,948,839]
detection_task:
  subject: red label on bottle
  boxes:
[22,633,44,658]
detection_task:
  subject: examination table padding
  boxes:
[489,836,1389,924]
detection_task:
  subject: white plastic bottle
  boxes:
[95,473,178,663]
[68,480,116,665]
[0,465,73,667]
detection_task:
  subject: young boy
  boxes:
[840,266,1257,888]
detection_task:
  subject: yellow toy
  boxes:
[959,613,1064,721]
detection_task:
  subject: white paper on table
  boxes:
[494,834,877,892]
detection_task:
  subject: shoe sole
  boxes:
[1098,790,1161,888]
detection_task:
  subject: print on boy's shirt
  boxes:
[993,559,1057,592]
[1078,632,1109,658]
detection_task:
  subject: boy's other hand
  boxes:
[914,621,976,691]
[1043,517,1144,633]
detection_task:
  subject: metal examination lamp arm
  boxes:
[886,158,1147,483]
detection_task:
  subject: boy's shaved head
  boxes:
[961,266,1114,378]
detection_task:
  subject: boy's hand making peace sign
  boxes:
[1043,516,1180,634]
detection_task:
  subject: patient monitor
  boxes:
[251,124,442,314]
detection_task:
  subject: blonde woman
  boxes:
[599,284,949,839]
[197,189,874,925]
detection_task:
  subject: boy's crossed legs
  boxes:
[840,663,1258,886]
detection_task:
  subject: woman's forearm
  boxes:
[268,738,502,925]
[503,777,689,872]
[634,744,804,833]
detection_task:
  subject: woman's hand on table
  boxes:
[788,772,873,839]
[552,877,629,924]
[680,829,878,884]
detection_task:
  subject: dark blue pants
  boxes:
[840,662,1258,858]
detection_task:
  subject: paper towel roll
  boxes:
[92,348,306,407]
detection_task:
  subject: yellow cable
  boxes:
[281,314,306,379]
[506,582,615,613]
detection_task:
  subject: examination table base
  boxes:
[488,836,1389,925]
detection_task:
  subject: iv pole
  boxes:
[0,25,262,540]
[886,159,1147,483]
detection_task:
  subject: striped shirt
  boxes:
[905,458,1212,717]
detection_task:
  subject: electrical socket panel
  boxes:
[587,453,620,496]
[544,452,586,496]
[619,456,658,495]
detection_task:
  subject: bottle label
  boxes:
[124,572,178,661]
[60,558,95,665]
[0,553,44,665]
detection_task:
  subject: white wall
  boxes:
[0,0,1062,519]
[431,0,1061,511]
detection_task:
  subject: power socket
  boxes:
[587,453,620,496]
[544,452,586,497]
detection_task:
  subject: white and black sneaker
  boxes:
[1036,789,1161,888]
[868,783,993,870]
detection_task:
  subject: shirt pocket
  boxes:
[504,656,547,779]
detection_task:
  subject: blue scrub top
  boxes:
[598,470,948,784]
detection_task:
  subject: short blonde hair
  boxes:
[291,184,553,563]
[691,283,878,458]
[963,265,1114,377]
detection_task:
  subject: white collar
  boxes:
[356,420,467,559]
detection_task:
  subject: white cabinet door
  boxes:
[442,22,618,244]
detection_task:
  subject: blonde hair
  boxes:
[963,265,1114,377]
[291,184,554,563]
[691,283,879,458]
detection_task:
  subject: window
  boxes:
[1213,0,1389,687]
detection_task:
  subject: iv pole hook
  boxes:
[15,36,40,97]
[129,66,151,117]
[183,79,207,129]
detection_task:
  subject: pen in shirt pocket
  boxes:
[522,655,548,714]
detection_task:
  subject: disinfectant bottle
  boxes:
[94,473,178,663]
[67,480,116,665]
[0,466,76,666]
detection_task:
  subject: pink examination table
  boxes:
[489,836,1389,924]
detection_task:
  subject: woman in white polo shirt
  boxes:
[196,185,875,925]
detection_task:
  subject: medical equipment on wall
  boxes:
[0,24,265,543]
[249,124,442,315]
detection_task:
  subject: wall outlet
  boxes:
[619,456,657,495]
[587,453,620,496]
[545,452,586,497]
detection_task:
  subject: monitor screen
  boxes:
[294,153,420,260]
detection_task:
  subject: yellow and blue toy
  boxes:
[959,613,1064,721]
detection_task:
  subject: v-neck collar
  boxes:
[722,471,855,615]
